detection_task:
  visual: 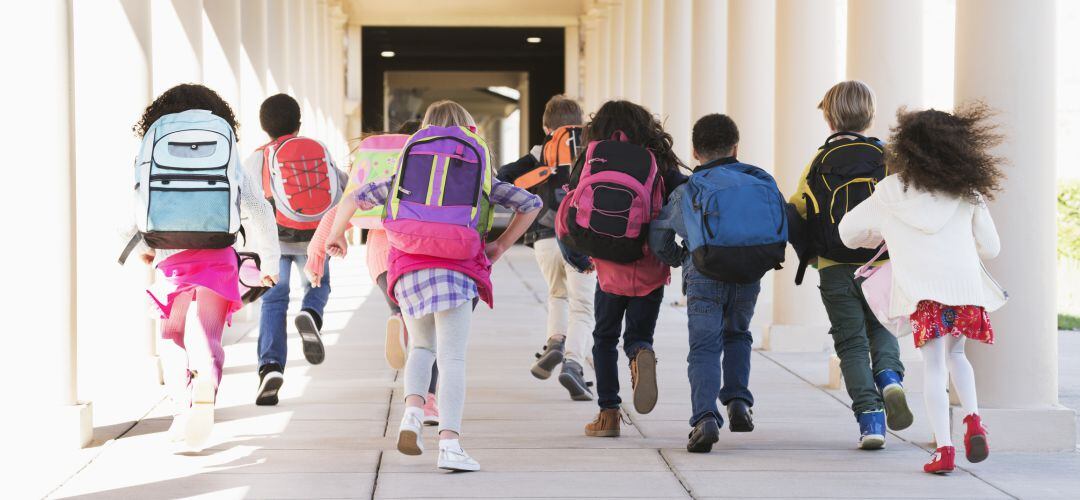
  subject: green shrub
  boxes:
[1060,180,1080,261]
[1060,314,1080,331]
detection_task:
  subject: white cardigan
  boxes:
[839,175,1007,318]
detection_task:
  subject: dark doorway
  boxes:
[361,26,565,148]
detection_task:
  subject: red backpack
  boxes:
[556,131,663,263]
[261,135,342,242]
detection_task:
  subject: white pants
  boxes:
[921,335,980,448]
[533,238,595,366]
[402,302,472,434]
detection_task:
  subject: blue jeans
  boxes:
[592,285,664,409]
[685,265,760,426]
[258,254,331,369]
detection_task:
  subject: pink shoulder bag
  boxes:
[853,245,908,337]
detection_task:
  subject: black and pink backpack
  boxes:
[556,131,663,263]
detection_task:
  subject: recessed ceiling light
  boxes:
[487,86,521,100]
[526,37,542,44]
[380,51,396,58]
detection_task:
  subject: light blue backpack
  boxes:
[119,110,242,264]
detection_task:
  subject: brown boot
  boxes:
[585,408,621,437]
[630,348,658,414]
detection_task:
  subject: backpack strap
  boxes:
[824,131,869,145]
[117,234,142,265]
[610,130,629,142]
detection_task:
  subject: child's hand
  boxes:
[484,241,508,263]
[306,267,323,288]
[139,249,155,265]
[326,234,349,258]
[357,199,376,211]
[261,274,278,287]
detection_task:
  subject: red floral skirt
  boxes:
[910,300,994,348]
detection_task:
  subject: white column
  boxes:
[640,0,664,116]
[769,0,840,351]
[597,8,612,101]
[728,0,776,344]
[315,0,330,140]
[70,0,159,428]
[152,0,203,93]
[583,17,602,113]
[662,0,692,163]
[609,1,626,99]
[301,0,318,136]
[345,24,362,138]
[266,0,291,94]
[622,0,642,102]
[954,0,1075,451]
[203,0,242,111]
[330,9,350,159]
[847,0,925,139]
[241,0,270,153]
[4,0,91,448]
[287,0,306,106]
[565,23,581,100]
[690,0,726,121]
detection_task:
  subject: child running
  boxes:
[840,103,1006,474]
[322,101,541,472]
[558,100,688,437]
[496,95,596,400]
[789,81,912,449]
[124,84,281,450]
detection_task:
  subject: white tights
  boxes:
[921,335,979,448]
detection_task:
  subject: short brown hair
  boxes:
[818,80,875,132]
[422,100,476,128]
[542,95,584,130]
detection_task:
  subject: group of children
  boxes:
[124,78,1006,475]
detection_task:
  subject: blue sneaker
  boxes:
[874,370,914,431]
[858,410,886,450]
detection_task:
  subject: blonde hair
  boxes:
[421,100,476,128]
[542,95,584,130]
[818,80,876,132]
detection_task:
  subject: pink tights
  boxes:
[160,287,230,391]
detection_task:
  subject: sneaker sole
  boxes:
[530,350,564,380]
[584,429,620,437]
[967,435,989,463]
[883,385,914,431]
[295,313,325,365]
[385,316,406,370]
[859,435,886,450]
[558,372,594,401]
[687,426,720,453]
[633,350,658,414]
[185,376,215,451]
[255,373,283,406]
[438,460,480,472]
[396,429,423,456]
[423,416,440,426]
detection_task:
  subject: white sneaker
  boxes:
[438,442,480,472]
[167,413,186,443]
[184,372,216,451]
[396,409,424,456]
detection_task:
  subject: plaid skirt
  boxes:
[910,300,995,348]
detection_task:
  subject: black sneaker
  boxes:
[295,309,325,365]
[530,336,565,380]
[687,416,720,453]
[256,364,284,406]
[727,398,754,432]
[558,359,594,401]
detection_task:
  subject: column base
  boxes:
[44,401,94,449]
[827,354,842,389]
[951,406,1077,452]
[764,323,831,352]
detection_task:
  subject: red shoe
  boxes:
[923,446,956,474]
[963,413,990,463]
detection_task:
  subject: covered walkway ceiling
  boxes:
[345,0,587,26]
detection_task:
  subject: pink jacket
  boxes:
[593,244,670,297]
[386,246,494,308]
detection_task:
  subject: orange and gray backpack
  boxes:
[514,125,583,190]
[260,135,342,242]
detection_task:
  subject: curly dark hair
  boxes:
[585,100,686,172]
[692,113,739,161]
[133,84,238,139]
[259,93,301,138]
[887,102,1005,201]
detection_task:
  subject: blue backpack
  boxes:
[681,162,787,283]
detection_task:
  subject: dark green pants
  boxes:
[819,265,904,418]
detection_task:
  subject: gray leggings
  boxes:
[402,302,472,434]
[378,272,437,394]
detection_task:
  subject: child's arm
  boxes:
[325,178,390,258]
[305,205,341,287]
[972,196,1001,259]
[649,185,688,267]
[787,162,814,220]
[838,194,884,250]
[496,146,542,183]
[484,180,542,263]
[237,162,281,285]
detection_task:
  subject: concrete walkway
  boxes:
[41,246,1080,499]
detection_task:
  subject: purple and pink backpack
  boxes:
[383,125,494,260]
[556,131,664,263]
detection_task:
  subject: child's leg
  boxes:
[945,336,979,416]
[432,302,473,437]
[719,281,760,407]
[921,336,953,447]
[863,301,905,377]
[189,288,231,389]
[819,266,882,417]
[402,313,437,406]
[621,286,664,357]
[533,238,569,343]
[160,290,194,406]
[429,363,439,394]
[685,274,726,427]
[563,260,596,367]
[258,256,294,369]
[592,288,629,409]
